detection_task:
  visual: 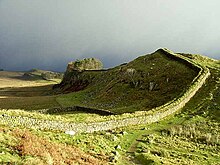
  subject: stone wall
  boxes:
[0,49,210,134]
[46,106,115,116]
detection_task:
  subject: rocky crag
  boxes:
[54,49,199,113]
[55,58,103,91]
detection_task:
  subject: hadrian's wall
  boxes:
[0,49,210,133]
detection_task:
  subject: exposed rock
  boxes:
[143,148,150,153]
[141,127,149,130]
[110,151,120,163]
[114,145,122,150]
[66,58,103,72]
[65,130,76,136]
[120,131,128,135]
[112,150,120,156]
[41,71,63,80]
[149,82,155,91]
[23,69,63,80]
[54,58,103,91]
[113,135,118,141]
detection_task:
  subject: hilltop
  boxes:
[55,49,198,114]
[23,69,63,81]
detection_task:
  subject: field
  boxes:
[0,71,60,110]
[0,71,108,164]
[0,50,220,164]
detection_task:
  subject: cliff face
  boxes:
[66,58,103,72]
[54,58,103,91]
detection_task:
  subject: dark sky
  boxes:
[0,0,220,72]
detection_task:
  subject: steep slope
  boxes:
[56,49,199,113]
[127,56,219,165]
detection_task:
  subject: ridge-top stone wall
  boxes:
[0,49,210,133]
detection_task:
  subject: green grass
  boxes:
[120,64,220,164]
[0,82,61,110]
[0,125,105,164]
[0,49,219,164]
[0,126,20,163]
[0,96,59,110]
[57,50,198,114]
[0,109,110,124]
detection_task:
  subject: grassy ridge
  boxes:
[57,50,198,114]
[0,49,219,164]
[130,67,220,165]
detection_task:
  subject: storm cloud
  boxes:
[0,0,220,71]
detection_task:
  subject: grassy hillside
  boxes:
[0,125,106,164]
[126,60,220,164]
[0,49,219,164]
[57,49,198,114]
[1,64,218,164]
[23,69,63,82]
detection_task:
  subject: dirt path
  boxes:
[126,133,145,165]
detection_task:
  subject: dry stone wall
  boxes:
[0,49,210,133]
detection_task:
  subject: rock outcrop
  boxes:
[66,58,103,72]
[54,58,103,91]
[41,71,63,80]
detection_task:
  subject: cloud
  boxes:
[0,0,219,71]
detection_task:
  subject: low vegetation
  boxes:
[0,70,61,110]
[23,69,63,82]
[127,57,220,164]
[56,49,198,114]
[0,125,105,164]
[0,49,219,164]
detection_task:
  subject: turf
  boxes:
[57,50,198,114]
[0,49,219,164]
